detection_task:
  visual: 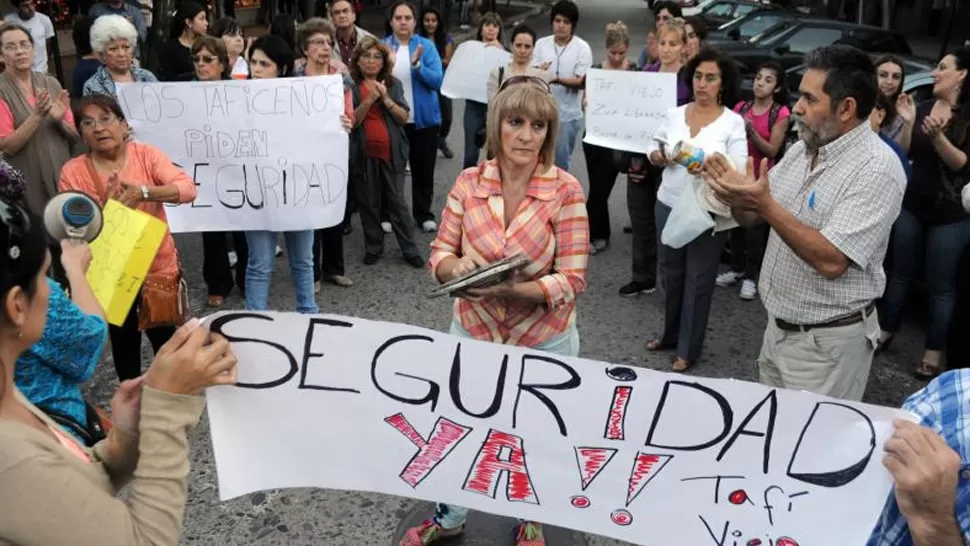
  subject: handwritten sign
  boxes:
[87,200,166,326]
[205,311,913,546]
[583,69,677,153]
[116,76,349,233]
[441,41,512,104]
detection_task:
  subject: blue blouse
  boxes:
[15,278,108,438]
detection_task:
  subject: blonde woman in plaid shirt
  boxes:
[403,80,589,546]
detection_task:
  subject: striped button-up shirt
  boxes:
[867,370,970,545]
[429,160,589,347]
[760,122,906,323]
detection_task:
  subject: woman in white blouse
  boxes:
[644,47,747,372]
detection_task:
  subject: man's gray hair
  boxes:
[89,14,137,54]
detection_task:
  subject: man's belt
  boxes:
[775,302,876,333]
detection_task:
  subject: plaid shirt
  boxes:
[429,160,589,347]
[760,122,906,323]
[868,370,970,545]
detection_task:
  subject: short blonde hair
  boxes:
[486,84,559,167]
[605,20,628,49]
[659,17,687,44]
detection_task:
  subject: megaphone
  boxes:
[44,191,104,244]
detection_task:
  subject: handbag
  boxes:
[44,401,112,448]
[84,156,189,330]
[661,175,715,249]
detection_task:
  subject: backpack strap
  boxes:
[768,102,783,130]
[738,100,754,116]
[498,66,505,87]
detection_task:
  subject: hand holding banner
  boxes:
[583,69,677,153]
[205,311,914,546]
[86,200,166,325]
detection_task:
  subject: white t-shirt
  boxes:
[391,42,415,124]
[645,105,749,208]
[230,56,249,79]
[532,35,592,122]
[3,12,54,73]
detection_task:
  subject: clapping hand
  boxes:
[410,44,423,66]
[922,114,946,139]
[48,90,70,122]
[896,93,916,126]
[33,89,52,117]
[702,154,770,212]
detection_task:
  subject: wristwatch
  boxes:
[140,185,150,201]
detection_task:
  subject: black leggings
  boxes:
[108,295,176,381]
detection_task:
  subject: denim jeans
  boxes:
[434,319,580,529]
[462,100,488,169]
[878,208,970,350]
[457,0,469,25]
[555,118,582,171]
[244,230,319,314]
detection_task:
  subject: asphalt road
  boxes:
[81,0,932,544]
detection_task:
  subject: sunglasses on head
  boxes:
[0,198,30,264]
[499,75,552,94]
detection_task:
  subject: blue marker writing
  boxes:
[808,190,816,211]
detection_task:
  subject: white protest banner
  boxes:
[441,41,512,103]
[583,69,677,153]
[116,77,349,233]
[205,311,913,546]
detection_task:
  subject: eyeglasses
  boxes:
[655,13,672,22]
[1,41,32,53]
[0,198,30,264]
[307,38,333,48]
[79,113,118,130]
[360,52,384,61]
[193,54,217,64]
[499,75,552,94]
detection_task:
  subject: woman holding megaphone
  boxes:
[0,195,238,545]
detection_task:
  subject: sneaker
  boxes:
[398,519,464,546]
[327,275,354,287]
[590,239,608,255]
[740,279,757,300]
[406,255,426,269]
[381,221,393,234]
[406,162,411,174]
[715,270,744,287]
[619,281,656,297]
[421,220,437,233]
[227,250,238,268]
[275,245,283,257]
[438,138,454,159]
[514,521,545,546]
[460,24,470,30]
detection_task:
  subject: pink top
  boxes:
[733,101,791,178]
[58,141,197,277]
[0,96,75,137]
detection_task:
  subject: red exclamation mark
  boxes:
[604,386,633,440]
[626,452,673,506]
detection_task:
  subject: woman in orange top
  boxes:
[58,94,197,382]
[405,80,589,546]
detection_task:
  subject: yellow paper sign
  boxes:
[86,200,167,326]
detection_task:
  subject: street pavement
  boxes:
[80,0,933,543]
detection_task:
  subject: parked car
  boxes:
[707,9,810,44]
[696,0,777,28]
[718,19,913,77]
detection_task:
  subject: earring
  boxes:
[16,329,22,339]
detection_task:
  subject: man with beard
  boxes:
[3,0,54,72]
[702,45,905,401]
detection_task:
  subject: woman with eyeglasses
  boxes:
[581,20,638,256]
[295,17,355,291]
[210,17,249,79]
[620,18,690,298]
[405,81,588,546]
[189,35,249,309]
[158,2,208,82]
[462,12,506,169]
[82,15,158,96]
[57,94,197,382]
[351,36,425,269]
[0,23,77,219]
[383,0,444,234]
[0,196,238,545]
[485,24,552,104]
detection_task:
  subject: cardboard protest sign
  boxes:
[116,76,349,233]
[86,200,166,325]
[441,41,512,103]
[205,311,913,546]
[583,69,677,153]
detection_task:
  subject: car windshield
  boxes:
[748,22,794,44]
[733,14,785,38]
